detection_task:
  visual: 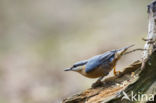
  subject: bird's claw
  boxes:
[113,66,121,76]
[114,71,121,76]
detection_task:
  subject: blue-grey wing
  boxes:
[99,50,116,62]
[85,51,116,73]
[72,60,88,68]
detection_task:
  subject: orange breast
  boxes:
[78,66,113,78]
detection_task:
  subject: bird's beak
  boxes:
[64,68,72,71]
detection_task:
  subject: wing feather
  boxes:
[85,51,116,73]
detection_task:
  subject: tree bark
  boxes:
[63,1,156,103]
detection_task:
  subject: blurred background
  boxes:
[0,0,151,103]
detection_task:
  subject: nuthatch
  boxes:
[64,45,134,87]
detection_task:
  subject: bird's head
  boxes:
[64,60,87,72]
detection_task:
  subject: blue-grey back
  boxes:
[85,50,116,73]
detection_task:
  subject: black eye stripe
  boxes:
[72,60,88,68]
[73,65,76,67]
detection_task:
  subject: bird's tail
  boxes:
[118,44,134,51]
[116,44,135,58]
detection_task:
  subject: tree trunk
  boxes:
[62,1,156,103]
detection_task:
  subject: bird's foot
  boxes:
[91,80,103,88]
[113,66,121,77]
[114,71,121,76]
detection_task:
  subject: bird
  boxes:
[64,45,134,87]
